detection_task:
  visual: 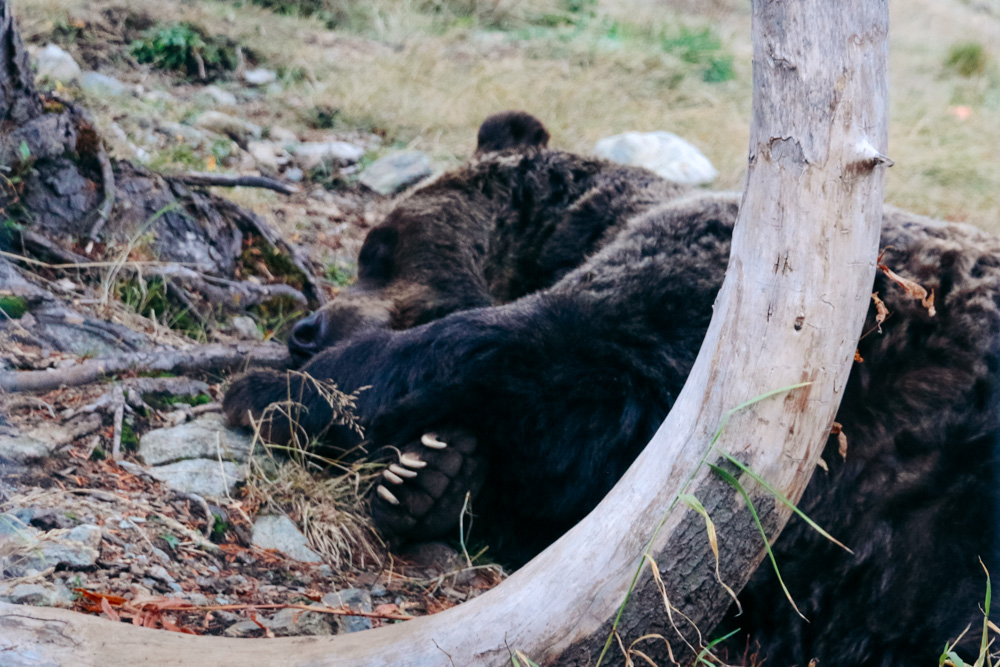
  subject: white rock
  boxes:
[80,71,126,97]
[593,131,718,185]
[201,85,238,107]
[243,68,277,86]
[268,126,298,144]
[193,111,262,143]
[139,413,255,466]
[147,458,246,498]
[252,515,322,563]
[359,151,433,195]
[35,44,81,83]
[290,141,365,171]
[231,315,263,341]
[247,141,288,172]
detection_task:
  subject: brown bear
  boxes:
[224,113,1000,666]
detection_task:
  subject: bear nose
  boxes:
[288,312,325,361]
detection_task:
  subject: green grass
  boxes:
[945,41,990,77]
[0,295,28,319]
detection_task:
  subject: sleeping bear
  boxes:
[224,112,1000,666]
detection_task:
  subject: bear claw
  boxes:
[400,453,427,469]
[421,433,448,449]
[389,463,417,478]
[383,469,405,485]
[376,485,400,505]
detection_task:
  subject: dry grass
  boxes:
[13,0,997,228]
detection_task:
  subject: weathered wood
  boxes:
[176,171,300,195]
[0,0,889,664]
[0,342,290,393]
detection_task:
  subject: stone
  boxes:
[143,90,175,105]
[267,606,336,636]
[593,131,718,185]
[243,68,278,86]
[157,121,207,146]
[201,85,238,107]
[252,515,322,563]
[268,126,298,144]
[284,167,304,182]
[35,44,81,83]
[289,141,365,171]
[139,414,255,466]
[0,432,56,464]
[147,459,246,498]
[247,141,288,172]
[0,582,73,606]
[230,315,263,341]
[65,524,102,550]
[80,71,127,97]
[193,111,262,143]
[359,151,433,195]
[321,588,373,633]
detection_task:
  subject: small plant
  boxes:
[131,23,244,79]
[325,262,355,288]
[945,42,990,78]
[662,26,735,83]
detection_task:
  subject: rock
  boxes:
[289,141,365,171]
[224,620,264,637]
[143,90,175,105]
[35,44,81,83]
[593,131,718,185]
[359,151,433,195]
[139,414,255,466]
[147,459,246,498]
[267,607,336,636]
[156,121,207,146]
[0,582,74,606]
[247,141,288,172]
[230,315,263,341]
[201,85,238,107]
[80,71,127,97]
[321,588,373,633]
[0,432,57,464]
[147,565,176,584]
[252,515,322,563]
[284,167,304,182]
[268,126,298,144]
[65,524,102,550]
[3,524,102,576]
[243,68,278,86]
[193,111,262,143]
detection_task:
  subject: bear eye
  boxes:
[358,226,398,284]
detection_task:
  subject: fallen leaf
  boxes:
[878,264,937,317]
[871,292,889,333]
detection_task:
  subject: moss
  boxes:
[0,295,28,319]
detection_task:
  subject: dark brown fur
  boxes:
[225,114,1000,666]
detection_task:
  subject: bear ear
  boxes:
[476,110,550,154]
[358,226,399,284]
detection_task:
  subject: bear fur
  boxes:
[224,115,1000,666]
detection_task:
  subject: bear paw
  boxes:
[371,427,487,542]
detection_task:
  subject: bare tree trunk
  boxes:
[0,0,889,664]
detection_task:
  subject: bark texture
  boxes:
[0,0,889,664]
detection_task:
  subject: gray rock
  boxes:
[4,524,102,575]
[321,588,373,633]
[252,515,322,563]
[244,68,278,86]
[201,85,238,107]
[65,524,102,550]
[268,606,336,636]
[268,126,298,144]
[193,111,262,143]
[284,167,304,182]
[231,315,263,341]
[0,432,57,464]
[224,619,264,637]
[147,565,175,583]
[35,44,80,83]
[157,121,207,146]
[0,582,74,606]
[290,141,365,171]
[247,141,288,172]
[147,459,246,498]
[80,71,126,97]
[139,414,255,466]
[593,131,718,185]
[359,151,433,195]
